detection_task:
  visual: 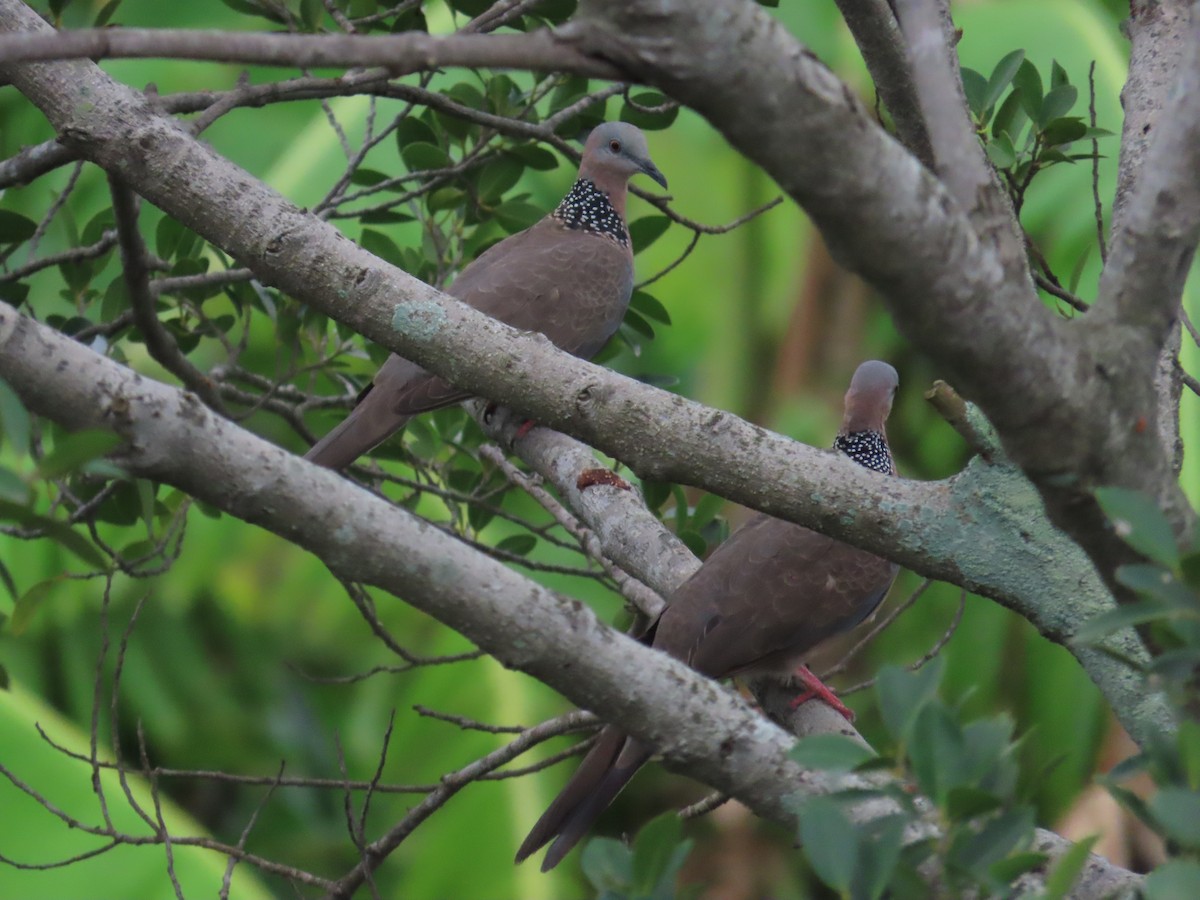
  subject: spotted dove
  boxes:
[305,123,667,469]
[516,360,901,871]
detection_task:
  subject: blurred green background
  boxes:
[1,0,1193,897]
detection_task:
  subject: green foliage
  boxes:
[961,53,1112,213]
[581,812,697,900]
[789,658,1069,898]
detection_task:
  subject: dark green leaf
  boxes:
[960,67,989,118]
[360,229,406,267]
[1115,564,1198,609]
[677,529,706,558]
[1072,601,1170,645]
[1095,486,1181,569]
[630,291,671,325]
[0,376,31,456]
[401,141,452,171]
[1012,59,1043,121]
[946,785,1002,820]
[798,795,858,892]
[93,0,122,26]
[11,577,65,635]
[790,734,876,772]
[986,135,1016,169]
[876,657,944,742]
[580,837,633,891]
[1050,60,1069,89]
[506,144,559,172]
[351,168,390,186]
[622,307,655,340]
[984,50,1026,112]
[0,210,37,244]
[641,479,671,511]
[38,429,124,479]
[620,90,680,130]
[988,849,1047,885]
[477,156,524,203]
[855,814,907,900]
[1151,787,1200,847]
[0,501,107,567]
[0,467,30,504]
[955,807,1035,872]
[690,492,724,530]
[395,115,439,150]
[991,89,1028,142]
[1143,860,1200,900]
[496,534,537,556]
[629,215,671,254]
[494,200,543,234]
[910,702,965,804]
[631,812,684,894]
[1041,117,1087,146]
[1042,834,1097,900]
[1038,85,1078,126]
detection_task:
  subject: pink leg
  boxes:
[514,419,537,440]
[788,665,855,722]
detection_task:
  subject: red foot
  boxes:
[788,665,855,722]
[514,419,537,440]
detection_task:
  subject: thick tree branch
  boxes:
[0,27,621,79]
[0,302,1142,899]
[831,0,935,167]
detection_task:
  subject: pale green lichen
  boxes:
[392,300,448,341]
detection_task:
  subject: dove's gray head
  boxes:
[841,360,899,435]
[579,122,668,198]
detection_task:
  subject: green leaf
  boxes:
[992,89,1028,142]
[641,479,671,511]
[1042,834,1098,900]
[983,50,1025,112]
[630,812,685,894]
[1095,486,1181,569]
[985,135,1016,170]
[988,849,1047,885]
[495,534,537,556]
[11,577,64,635]
[0,466,30,504]
[790,734,876,772]
[909,702,965,804]
[689,492,724,531]
[505,144,559,172]
[955,806,1035,872]
[0,501,107,567]
[875,657,944,742]
[1143,860,1200,900]
[1012,59,1043,122]
[401,141,452,171]
[1038,85,1078,126]
[476,156,523,203]
[0,376,31,456]
[1041,117,1087,147]
[0,210,37,244]
[1050,59,1069,89]
[1115,564,1198,609]
[395,115,439,150]
[946,785,1002,820]
[630,291,671,325]
[1072,601,1171,646]
[494,200,543,234]
[580,837,633,892]
[619,90,680,131]
[360,229,406,268]
[676,528,706,558]
[38,429,124,479]
[855,814,907,900]
[622,307,656,340]
[93,0,122,26]
[1150,787,1200,847]
[629,215,671,254]
[797,795,858,893]
[960,67,989,118]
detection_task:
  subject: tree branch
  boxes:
[0,27,622,79]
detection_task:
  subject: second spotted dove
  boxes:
[516,360,901,871]
[305,122,667,469]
